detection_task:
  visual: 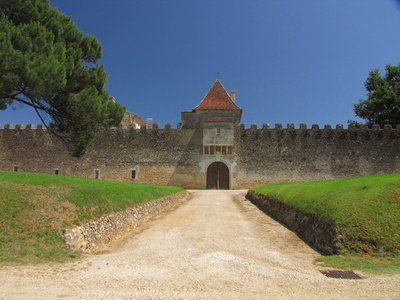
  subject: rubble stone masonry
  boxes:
[1,122,400,189]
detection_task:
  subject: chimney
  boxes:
[230,90,236,103]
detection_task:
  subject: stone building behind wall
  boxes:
[1,79,400,189]
[119,111,148,129]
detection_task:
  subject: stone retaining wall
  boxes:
[246,190,343,255]
[60,191,188,253]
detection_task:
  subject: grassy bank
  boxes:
[0,171,184,265]
[252,174,400,274]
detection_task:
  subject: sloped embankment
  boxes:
[246,190,342,254]
[0,171,185,264]
[246,174,400,256]
[61,191,188,253]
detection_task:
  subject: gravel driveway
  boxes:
[0,190,399,299]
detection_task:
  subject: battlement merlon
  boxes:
[0,123,182,131]
[2,123,400,132]
[238,123,400,131]
[1,124,48,130]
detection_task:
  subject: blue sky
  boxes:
[2,0,400,128]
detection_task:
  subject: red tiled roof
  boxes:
[194,79,241,111]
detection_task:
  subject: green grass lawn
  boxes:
[0,171,184,265]
[252,174,400,274]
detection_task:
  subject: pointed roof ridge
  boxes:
[194,79,241,111]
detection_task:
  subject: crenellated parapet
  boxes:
[236,122,400,145]
[1,124,47,130]
[238,123,400,130]
[238,123,400,137]
[3,122,400,132]
[0,123,181,131]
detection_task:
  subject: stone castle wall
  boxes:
[235,123,400,188]
[1,122,400,189]
[0,123,204,188]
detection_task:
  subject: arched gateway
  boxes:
[207,162,229,189]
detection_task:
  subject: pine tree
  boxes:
[0,0,125,156]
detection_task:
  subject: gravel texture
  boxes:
[0,190,399,299]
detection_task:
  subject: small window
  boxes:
[54,169,59,175]
[216,128,221,134]
[13,166,18,172]
[131,170,136,179]
[210,145,215,155]
[94,169,100,179]
[222,146,227,155]
[204,145,209,155]
[227,146,233,155]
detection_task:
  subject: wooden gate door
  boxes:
[207,162,229,189]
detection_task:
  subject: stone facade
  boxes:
[119,111,148,129]
[1,80,400,189]
[234,123,400,187]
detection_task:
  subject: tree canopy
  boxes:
[0,0,125,156]
[354,64,400,127]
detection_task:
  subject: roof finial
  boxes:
[217,72,220,79]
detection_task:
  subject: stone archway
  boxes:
[206,162,229,189]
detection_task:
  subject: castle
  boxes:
[1,79,400,189]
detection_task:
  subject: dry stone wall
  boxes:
[61,191,188,253]
[246,190,343,255]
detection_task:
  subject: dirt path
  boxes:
[0,190,399,299]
